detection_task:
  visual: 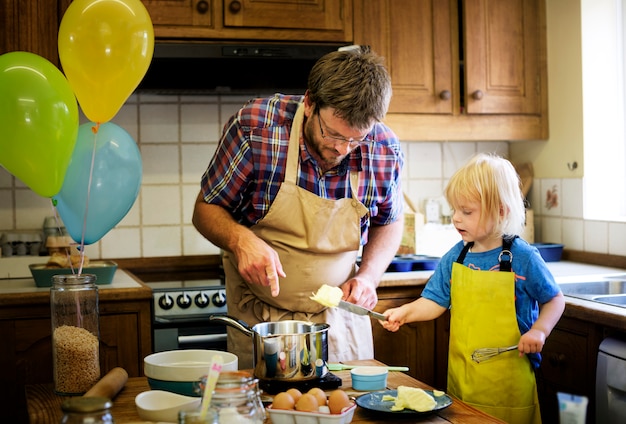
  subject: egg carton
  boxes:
[266,403,356,424]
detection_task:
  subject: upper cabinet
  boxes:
[1,0,66,66]
[464,0,542,115]
[354,0,548,141]
[141,0,353,42]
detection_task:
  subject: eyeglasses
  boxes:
[317,113,372,146]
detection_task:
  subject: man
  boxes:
[193,48,404,368]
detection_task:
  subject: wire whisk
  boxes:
[471,345,518,363]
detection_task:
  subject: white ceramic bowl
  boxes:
[350,366,388,391]
[144,350,238,381]
[135,390,201,422]
[144,350,238,396]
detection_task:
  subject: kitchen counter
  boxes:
[0,268,153,422]
[0,269,150,307]
[26,359,505,423]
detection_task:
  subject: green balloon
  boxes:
[0,51,79,197]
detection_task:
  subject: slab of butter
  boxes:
[310,284,343,307]
[388,386,437,412]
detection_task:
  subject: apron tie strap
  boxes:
[499,235,517,272]
[456,236,517,272]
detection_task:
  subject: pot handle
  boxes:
[209,314,254,337]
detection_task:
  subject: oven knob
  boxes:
[158,294,174,310]
[195,292,210,308]
[177,293,192,309]
[212,291,226,307]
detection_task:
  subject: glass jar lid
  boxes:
[61,396,112,413]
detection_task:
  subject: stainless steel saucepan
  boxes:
[209,315,329,382]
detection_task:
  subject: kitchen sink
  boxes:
[558,280,626,296]
[591,294,626,306]
[557,274,626,308]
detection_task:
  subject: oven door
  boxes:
[153,315,228,352]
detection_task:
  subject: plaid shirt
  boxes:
[200,94,404,242]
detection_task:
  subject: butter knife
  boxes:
[337,300,387,321]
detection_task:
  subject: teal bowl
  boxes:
[351,366,388,391]
[29,261,117,287]
[144,350,238,397]
[146,377,199,397]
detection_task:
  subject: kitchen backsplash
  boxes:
[1,93,622,260]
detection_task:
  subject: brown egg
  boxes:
[286,388,302,404]
[271,392,295,410]
[328,389,352,414]
[308,387,327,406]
[295,393,319,412]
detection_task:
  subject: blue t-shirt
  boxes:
[422,237,561,367]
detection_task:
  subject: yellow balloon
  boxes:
[58,0,154,123]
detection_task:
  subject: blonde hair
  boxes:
[445,153,526,237]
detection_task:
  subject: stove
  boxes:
[145,279,229,352]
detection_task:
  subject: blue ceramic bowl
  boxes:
[532,243,564,262]
[350,366,388,391]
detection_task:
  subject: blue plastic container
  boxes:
[532,243,564,262]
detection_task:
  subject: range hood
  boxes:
[137,42,347,94]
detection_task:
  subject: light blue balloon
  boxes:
[54,122,142,245]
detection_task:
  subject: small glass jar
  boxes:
[60,397,113,424]
[51,274,101,395]
[194,371,265,423]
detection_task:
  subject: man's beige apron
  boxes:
[448,246,541,423]
[222,104,373,369]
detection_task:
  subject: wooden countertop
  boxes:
[27,359,504,423]
[0,269,151,307]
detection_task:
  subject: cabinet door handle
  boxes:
[196,0,209,14]
[228,0,242,14]
[439,90,451,100]
[471,90,484,100]
[548,352,567,367]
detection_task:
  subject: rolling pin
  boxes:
[83,367,129,400]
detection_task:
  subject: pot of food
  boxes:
[209,315,329,381]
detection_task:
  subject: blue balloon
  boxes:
[54,122,142,245]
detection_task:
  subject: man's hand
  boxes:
[341,276,378,310]
[234,234,285,297]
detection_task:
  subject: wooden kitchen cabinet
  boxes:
[373,284,450,389]
[536,316,604,424]
[0,0,68,66]
[353,0,549,141]
[141,0,353,42]
[0,283,152,422]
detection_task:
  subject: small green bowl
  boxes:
[29,261,117,287]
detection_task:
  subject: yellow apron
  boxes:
[447,240,541,423]
[223,103,373,369]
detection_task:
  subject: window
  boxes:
[582,0,626,220]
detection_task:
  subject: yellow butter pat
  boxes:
[310,284,343,307]
[391,386,437,412]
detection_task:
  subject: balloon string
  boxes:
[78,122,100,275]
[47,199,77,274]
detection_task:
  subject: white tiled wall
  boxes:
[531,176,626,256]
[10,92,602,261]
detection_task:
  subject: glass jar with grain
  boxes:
[51,274,100,395]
